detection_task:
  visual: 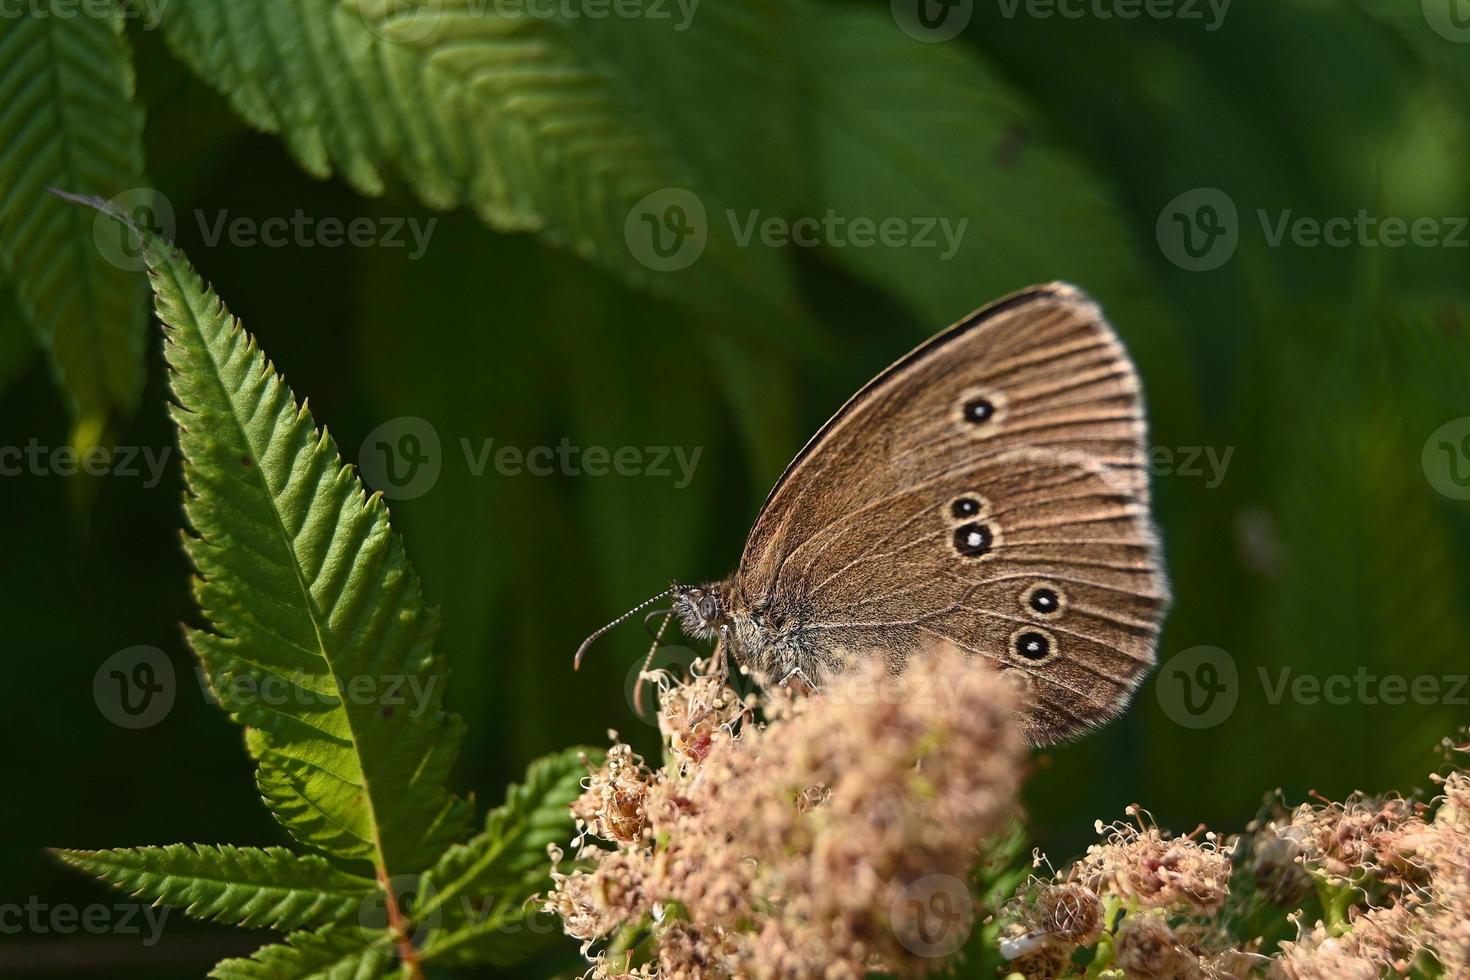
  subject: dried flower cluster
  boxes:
[1271,760,1470,980]
[1000,740,1470,979]
[546,642,1468,980]
[545,645,1026,978]
[1001,809,1243,979]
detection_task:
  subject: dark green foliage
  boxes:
[49,217,593,976]
[3,1,1469,977]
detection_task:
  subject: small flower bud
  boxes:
[1114,911,1200,980]
[1036,883,1103,945]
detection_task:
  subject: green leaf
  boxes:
[420,899,561,969]
[426,747,592,900]
[117,209,471,875]
[469,747,591,884]
[962,819,1033,978]
[0,0,147,437]
[1357,0,1470,83]
[52,844,376,932]
[208,927,398,980]
[794,2,1163,327]
[791,0,1197,437]
[413,748,593,967]
[251,739,388,868]
[156,0,812,347]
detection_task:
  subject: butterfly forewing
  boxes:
[730,283,1168,744]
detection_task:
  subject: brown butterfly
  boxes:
[577,283,1169,745]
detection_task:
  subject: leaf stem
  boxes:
[378,868,427,980]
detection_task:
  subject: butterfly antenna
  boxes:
[642,607,675,639]
[632,608,676,717]
[573,587,677,670]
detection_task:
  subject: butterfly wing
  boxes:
[731,283,1168,744]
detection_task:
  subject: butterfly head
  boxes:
[673,581,730,640]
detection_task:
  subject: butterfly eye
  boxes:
[952,522,993,557]
[950,496,982,519]
[1012,629,1055,662]
[1024,584,1065,617]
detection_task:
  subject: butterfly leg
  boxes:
[779,666,820,697]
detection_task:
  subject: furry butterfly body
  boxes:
[668,283,1168,745]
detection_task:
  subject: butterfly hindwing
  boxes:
[728,283,1168,744]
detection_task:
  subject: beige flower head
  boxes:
[1113,910,1203,980]
[1074,807,1232,914]
[545,643,1025,978]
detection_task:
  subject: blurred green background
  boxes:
[3,0,1470,975]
